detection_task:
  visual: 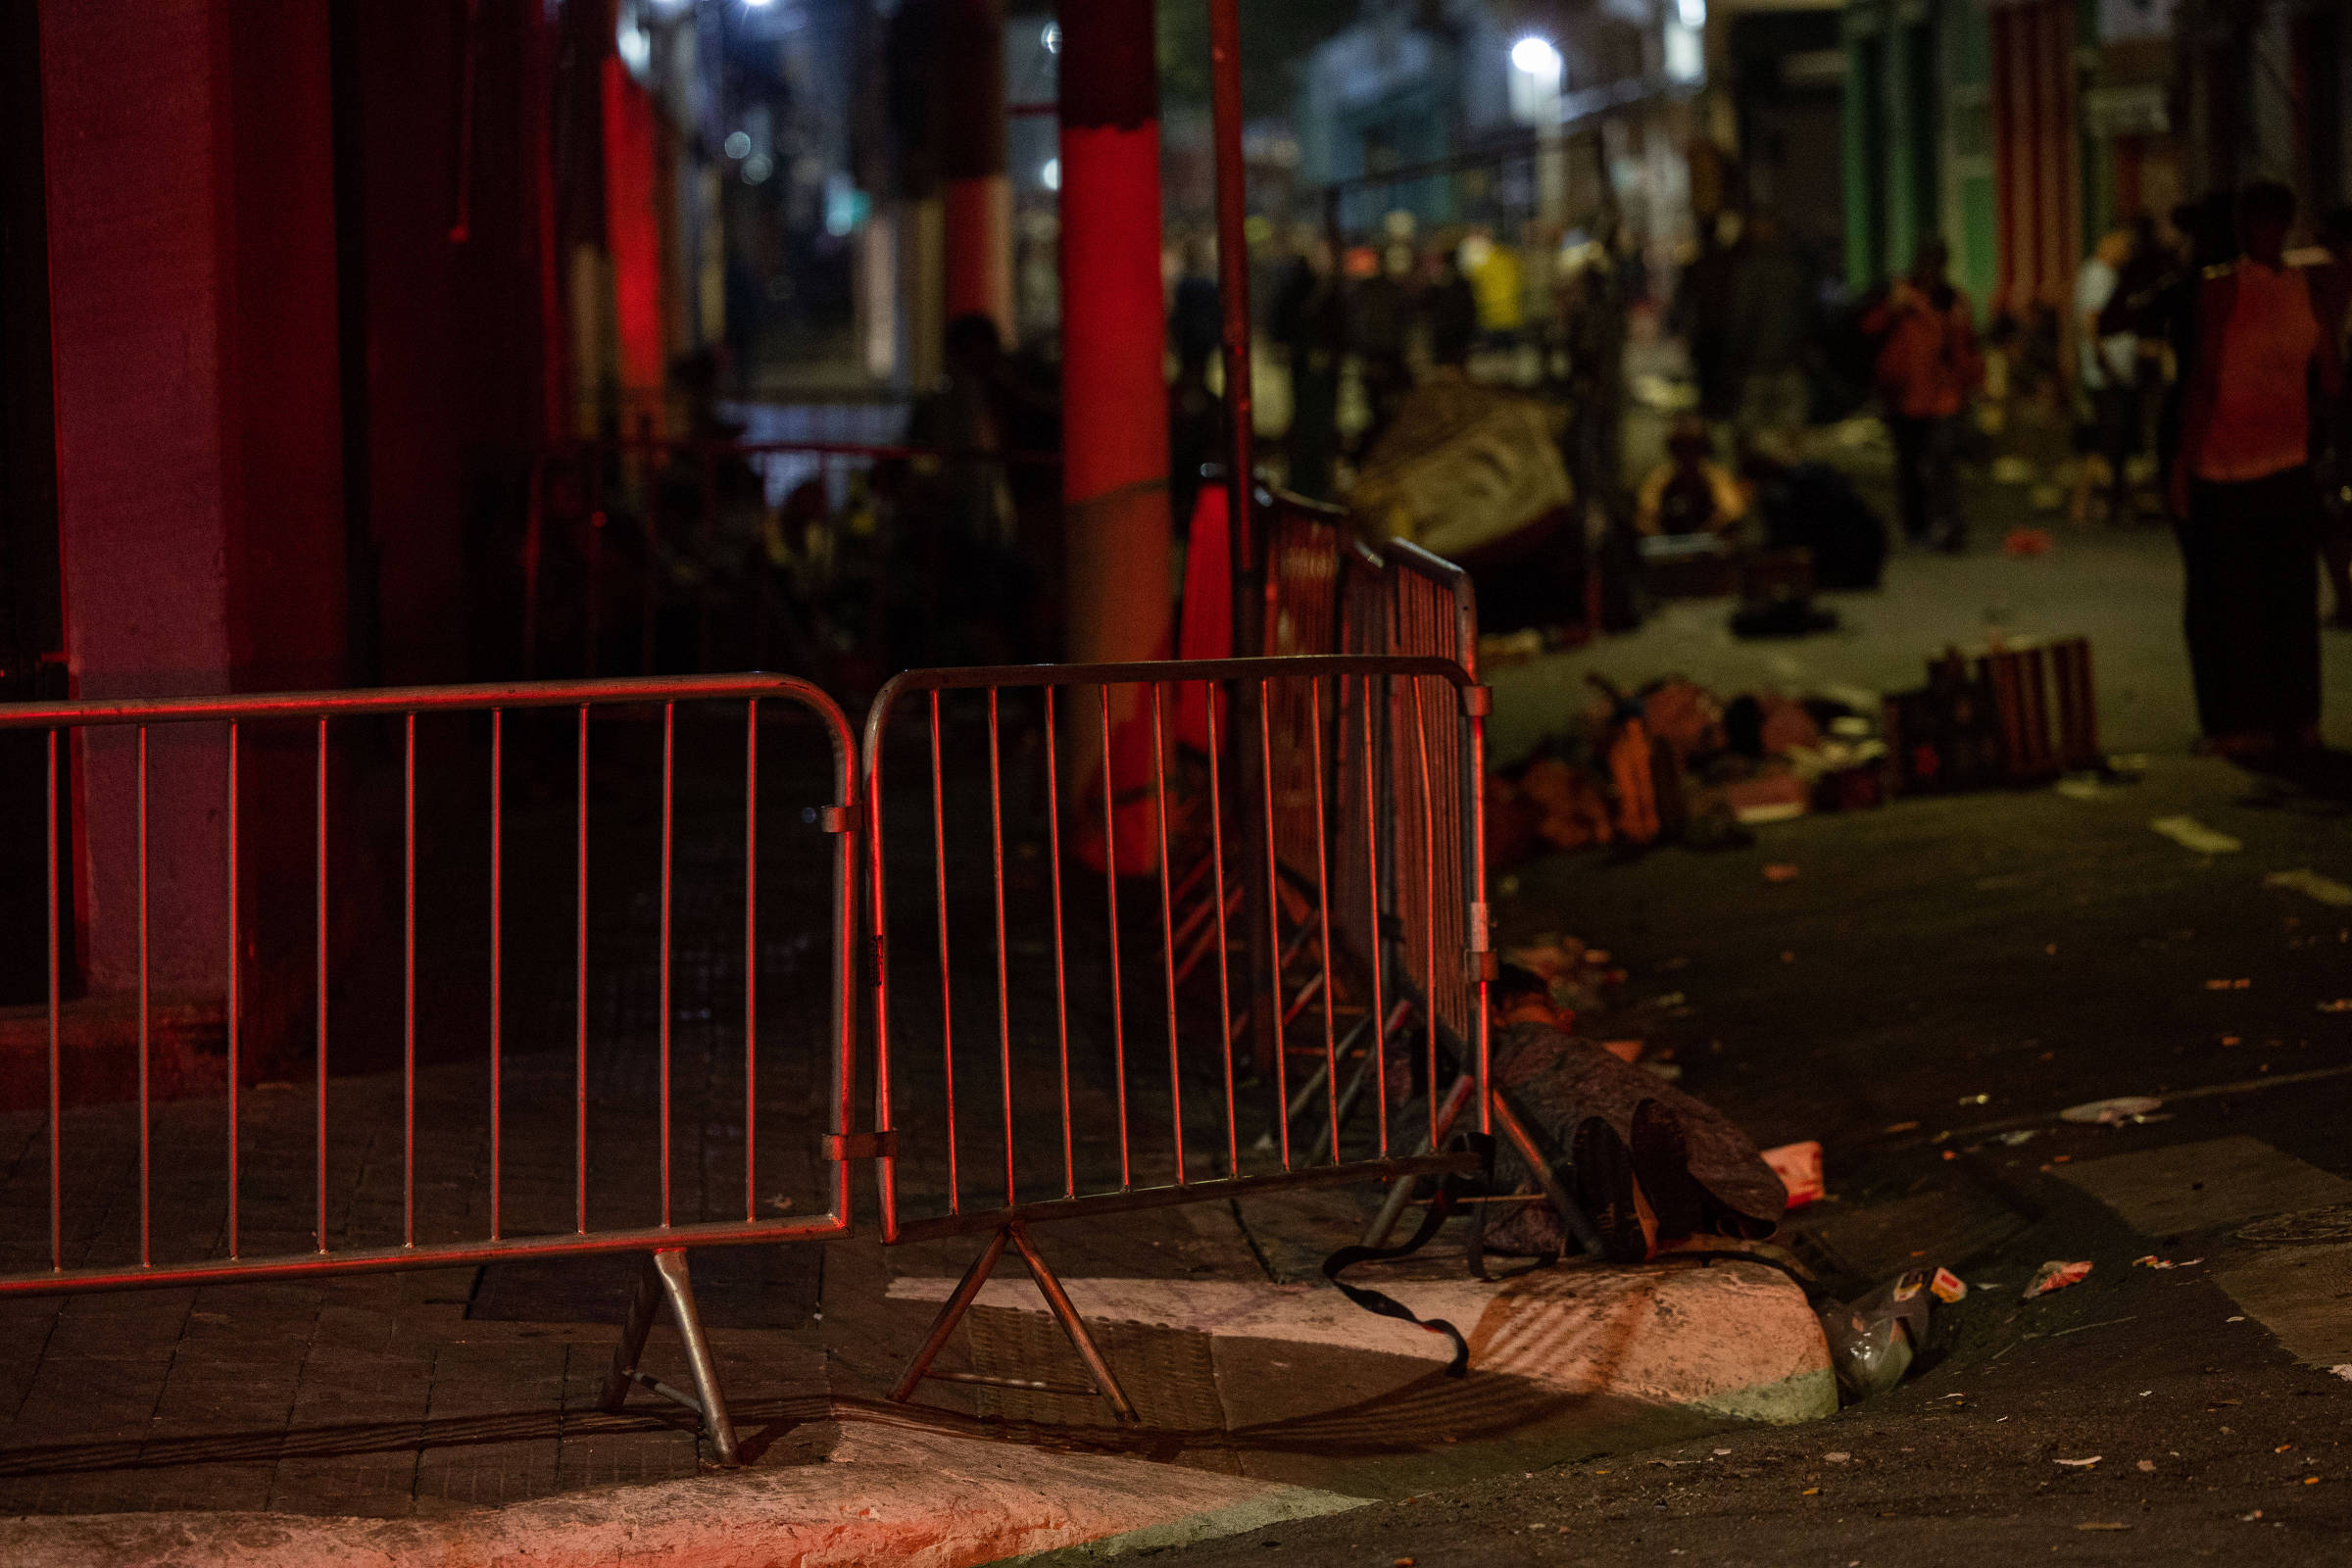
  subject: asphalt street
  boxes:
[1121,520,2352,1565]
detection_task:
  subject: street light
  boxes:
[1507,36,1567,224]
[1509,35,1562,83]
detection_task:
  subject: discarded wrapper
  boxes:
[1760,1139,1825,1209]
[1930,1267,1968,1303]
[2132,1254,2199,1270]
[2059,1096,2163,1125]
[1763,863,1800,883]
[2025,1259,2092,1298]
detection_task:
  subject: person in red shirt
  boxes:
[1864,239,1983,552]
[2174,181,2345,757]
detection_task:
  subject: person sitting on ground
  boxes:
[1481,965,1788,1264]
[1636,416,1749,541]
[1739,431,1889,590]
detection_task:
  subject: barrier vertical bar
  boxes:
[1099,686,1130,1189]
[1411,678,1438,1148]
[744,698,758,1223]
[1469,688,1491,1134]
[46,729,60,1272]
[226,725,240,1257]
[138,726,150,1266]
[929,692,958,1209]
[404,712,416,1249]
[987,690,1014,1206]
[1150,684,1184,1183]
[1258,680,1288,1170]
[869,700,898,1240]
[1360,675,1386,1156]
[489,709,503,1240]
[1202,683,1237,1177]
[574,704,589,1233]
[1307,680,1338,1162]
[315,717,329,1253]
[1043,688,1074,1199]
[660,700,675,1228]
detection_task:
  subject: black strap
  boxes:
[1321,1179,1472,1378]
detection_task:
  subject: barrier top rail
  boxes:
[0,673,848,730]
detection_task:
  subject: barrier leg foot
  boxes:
[601,1248,743,1465]
[1006,1220,1139,1424]
[890,1224,1012,1403]
[890,1223,1138,1424]
[1361,1071,1475,1249]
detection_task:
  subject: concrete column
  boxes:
[39,0,346,1053]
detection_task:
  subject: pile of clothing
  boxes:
[1488,675,1888,866]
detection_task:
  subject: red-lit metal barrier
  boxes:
[861,655,1491,1418]
[0,674,861,1464]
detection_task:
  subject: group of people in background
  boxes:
[1250,215,1637,503]
[1208,183,2352,760]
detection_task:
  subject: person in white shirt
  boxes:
[2072,226,2143,524]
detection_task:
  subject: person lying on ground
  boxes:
[1481,964,1788,1264]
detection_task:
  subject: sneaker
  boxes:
[1569,1117,1649,1264]
[1628,1100,1706,1245]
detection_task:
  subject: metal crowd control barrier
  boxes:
[0,675,861,1465]
[861,655,1491,1418]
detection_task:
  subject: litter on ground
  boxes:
[2150,815,2242,855]
[1760,1140,1824,1208]
[2266,868,2352,906]
[2025,1260,2093,1298]
[2059,1096,2163,1124]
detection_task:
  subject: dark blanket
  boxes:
[1482,1020,1787,1255]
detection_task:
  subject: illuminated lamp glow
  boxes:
[1510,36,1561,77]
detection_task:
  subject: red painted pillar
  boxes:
[940,0,1012,337]
[1060,0,1171,872]
[39,0,347,1060]
[602,56,667,434]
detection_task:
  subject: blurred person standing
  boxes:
[2312,206,2352,626]
[1167,235,1223,531]
[1863,238,1982,551]
[1351,241,1416,448]
[2071,225,2143,525]
[1560,226,1630,502]
[1271,235,1347,499]
[1726,212,1813,453]
[1422,243,1479,370]
[2173,181,2343,757]
[1673,210,1743,422]
[1459,225,1524,353]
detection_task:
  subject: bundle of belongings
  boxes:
[1347,372,1582,636]
[1487,674,1888,864]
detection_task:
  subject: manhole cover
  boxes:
[2236,1204,2352,1246]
